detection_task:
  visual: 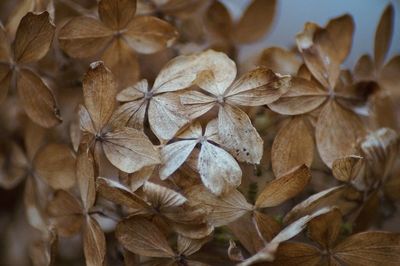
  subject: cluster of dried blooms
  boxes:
[0,0,399,265]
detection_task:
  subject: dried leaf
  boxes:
[14,12,55,63]
[116,217,175,258]
[34,143,76,190]
[316,100,365,167]
[234,0,276,44]
[374,4,394,67]
[17,69,62,128]
[83,216,106,266]
[255,165,311,208]
[102,126,160,173]
[271,117,314,177]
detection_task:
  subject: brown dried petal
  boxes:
[266,242,321,266]
[333,232,400,266]
[374,4,394,67]
[255,165,311,209]
[0,64,11,103]
[316,100,365,168]
[271,117,314,177]
[14,12,55,63]
[98,0,137,30]
[205,0,232,41]
[83,216,106,266]
[76,149,96,210]
[34,143,76,190]
[82,61,116,131]
[234,0,276,44]
[115,217,175,258]
[332,155,365,183]
[307,208,342,249]
[17,68,62,128]
[143,181,187,209]
[59,16,113,58]
[124,16,178,54]
[326,14,354,63]
[258,47,301,75]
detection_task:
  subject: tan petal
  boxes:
[102,38,140,88]
[326,14,354,63]
[253,211,281,242]
[353,54,374,81]
[205,0,232,41]
[218,104,263,164]
[308,208,342,249]
[0,64,11,104]
[47,190,83,237]
[334,232,400,266]
[380,55,400,93]
[76,149,96,211]
[159,139,197,180]
[332,155,365,183]
[117,79,148,102]
[233,0,277,44]
[271,117,314,177]
[186,185,252,227]
[102,126,160,173]
[225,68,291,106]
[374,4,394,67]
[266,242,322,266]
[255,165,311,209]
[316,100,365,167]
[34,143,76,190]
[296,23,339,89]
[98,0,136,30]
[124,16,178,54]
[284,185,361,224]
[82,61,117,131]
[258,47,301,75]
[79,105,97,136]
[83,216,106,266]
[59,16,113,58]
[14,12,55,63]
[111,99,148,130]
[96,177,150,214]
[148,93,190,141]
[17,69,62,128]
[267,78,328,115]
[177,235,211,257]
[115,217,175,258]
[180,90,216,120]
[198,140,242,195]
[143,181,187,209]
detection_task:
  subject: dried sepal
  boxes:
[83,216,106,266]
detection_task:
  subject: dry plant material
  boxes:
[59,0,178,87]
[0,1,399,266]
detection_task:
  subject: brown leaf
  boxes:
[59,16,113,58]
[96,177,150,214]
[47,190,83,237]
[82,61,116,131]
[225,68,291,106]
[307,208,342,249]
[124,16,178,54]
[316,100,365,167]
[334,232,400,266]
[83,216,106,266]
[268,78,327,115]
[234,0,276,44]
[271,117,314,177]
[115,217,176,258]
[374,4,394,67]
[17,68,62,128]
[102,126,160,173]
[14,12,55,63]
[98,0,136,30]
[34,143,76,190]
[76,149,96,211]
[255,165,311,209]
[186,185,253,226]
[326,14,354,62]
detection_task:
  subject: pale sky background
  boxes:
[222,0,400,68]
